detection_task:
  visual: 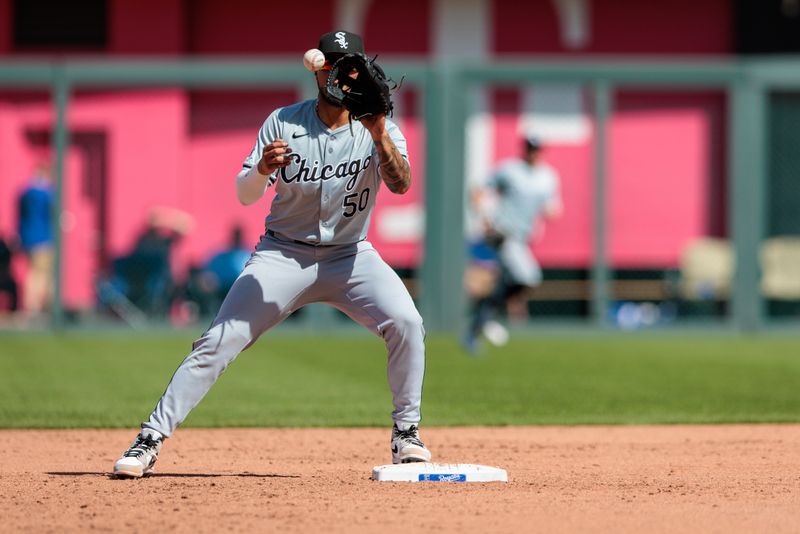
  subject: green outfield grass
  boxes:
[0,332,799,428]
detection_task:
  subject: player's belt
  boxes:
[266,229,337,247]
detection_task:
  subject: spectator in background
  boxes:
[17,163,54,317]
[0,232,19,315]
[465,135,563,353]
[108,206,194,318]
[184,226,251,318]
[204,226,251,299]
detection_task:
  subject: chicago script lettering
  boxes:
[279,154,372,187]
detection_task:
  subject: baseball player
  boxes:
[465,135,562,353]
[113,30,431,478]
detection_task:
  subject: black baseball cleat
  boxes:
[391,423,432,464]
[113,432,163,478]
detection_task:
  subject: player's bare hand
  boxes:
[257,139,294,174]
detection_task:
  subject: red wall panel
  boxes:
[110,0,186,54]
[493,0,732,54]
[362,0,431,55]
[0,0,10,54]
[493,1,564,54]
[592,0,732,54]
[188,0,334,54]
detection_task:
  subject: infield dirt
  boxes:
[2,425,799,533]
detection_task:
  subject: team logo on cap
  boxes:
[335,32,348,49]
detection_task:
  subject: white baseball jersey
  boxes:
[488,159,560,242]
[241,99,408,245]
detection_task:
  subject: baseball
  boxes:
[303,48,326,72]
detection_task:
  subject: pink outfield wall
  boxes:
[0,87,725,308]
[0,0,732,309]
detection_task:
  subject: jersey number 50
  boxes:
[342,188,371,218]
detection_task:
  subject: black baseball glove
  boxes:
[325,53,397,121]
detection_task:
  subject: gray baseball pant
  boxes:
[142,232,425,437]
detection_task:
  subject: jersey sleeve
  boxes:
[242,109,283,184]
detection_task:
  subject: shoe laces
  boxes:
[123,435,160,458]
[394,425,424,447]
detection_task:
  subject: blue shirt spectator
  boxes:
[205,227,250,293]
[18,173,54,252]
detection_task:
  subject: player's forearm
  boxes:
[373,133,411,194]
[236,167,270,205]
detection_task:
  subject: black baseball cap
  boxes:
[318,31,365,63]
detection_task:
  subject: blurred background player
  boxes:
[16,163,54,319]
[465,135,563,353]
[113,30,431,478]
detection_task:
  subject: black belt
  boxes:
[267,229,330,247]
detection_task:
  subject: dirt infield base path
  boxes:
[2,425,799,533]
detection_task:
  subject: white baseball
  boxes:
[303,48,326,72]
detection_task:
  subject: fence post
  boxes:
[421,64,445,332]
[51,66,70,330]
[728,76,765,331]
[420,62,466,333]
[592,81,611,327]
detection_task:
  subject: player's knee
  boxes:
[188,331,222,366]
[190,324,248,363]
[386,309,425,338]
[192,328,221,352]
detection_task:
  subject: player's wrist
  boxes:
[256,159,271,175]
[370,128,389,143]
